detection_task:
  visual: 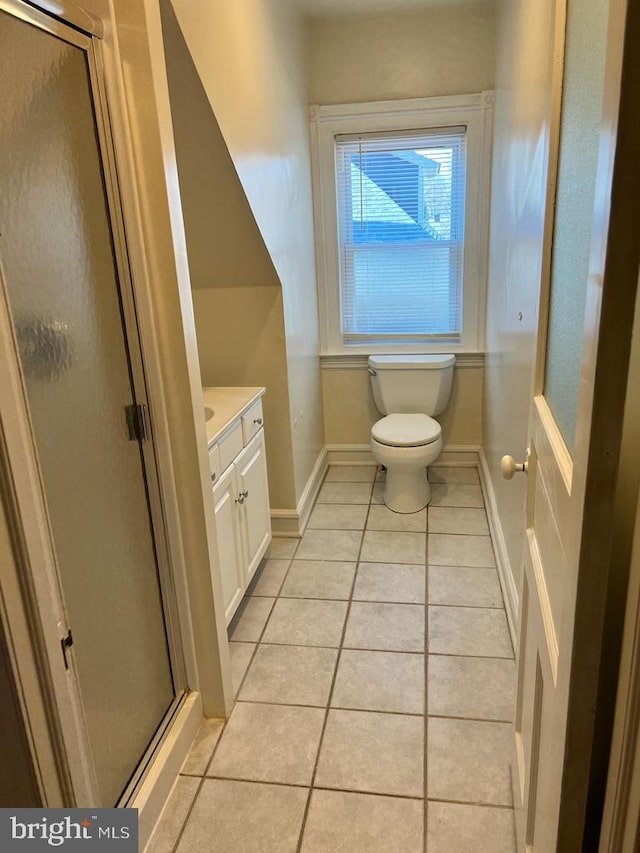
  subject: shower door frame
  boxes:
[0,0,199,809]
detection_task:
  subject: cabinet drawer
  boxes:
[242,398,264,445]
[218,420,243,472]
[208,443,222,487]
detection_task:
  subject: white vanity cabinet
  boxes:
[204,388,271,625]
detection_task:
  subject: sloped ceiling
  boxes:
[162,0,281,290]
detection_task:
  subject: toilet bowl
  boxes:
[371,413,442,513]
[368,354,454,513]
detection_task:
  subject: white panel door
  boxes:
[236,430,272,583]
[512,0,638,848]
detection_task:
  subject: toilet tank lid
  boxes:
[368,354,455,370]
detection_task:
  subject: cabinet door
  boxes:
[236,429,272,582]
[212,464,245,625]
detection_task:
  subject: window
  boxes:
[310,94,492,355]
[337,129,466,343]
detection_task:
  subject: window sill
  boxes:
[319,351,485,369]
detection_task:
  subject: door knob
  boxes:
[501,455,528,480]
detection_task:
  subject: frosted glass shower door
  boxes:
[0,8,176,805]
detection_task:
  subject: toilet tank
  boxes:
[368,354,455,416]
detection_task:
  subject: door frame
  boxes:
[554,0,640,842]
[598,470,640,850]
[0,0,210,817]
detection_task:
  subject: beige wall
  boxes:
[483,0,558,595]
[322,365,483,447]
[161,3,297,509]
[169,0,324,506]
[308,2,497,104]
[192,288,296,508]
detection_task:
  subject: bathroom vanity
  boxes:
[202,387,271,624]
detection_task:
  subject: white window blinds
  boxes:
[335,128,466,344]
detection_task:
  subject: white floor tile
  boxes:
[315,709,423,797]
[177,779,307,853]
[427,801,516,853]
[427,717,513,805]
[302,790,423,853]
[209,702,324,785]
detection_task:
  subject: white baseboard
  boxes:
[436,444,481,466]
[326,444,376,465]
[139,692,203,851]
[327,442,480,467]
[478,447,519,648]
[271,447,328,538]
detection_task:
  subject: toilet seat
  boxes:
[371,414,441,447]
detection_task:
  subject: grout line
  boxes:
[428,651,515,663]
[428,529,492,537]
[294,480,374,853]
[205,773,309,790]
[315,502,371,506]
[429,504,486,510]
[249,592,426,605]
[427,713,514,725]
[232,698,425,718]
[253,643,422,655]
[231,636,513,660]
[202,773,427,803]
[426,796,514,811]
[427,649,514,661]
[229,639,416,652]
[426,601,505,610]
[285,557,428,567]
[312,784,424,802]
[428,562,498,570]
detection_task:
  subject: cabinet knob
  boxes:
[253,417,263,426]
[210,472,216,482]
[235,490,249,504]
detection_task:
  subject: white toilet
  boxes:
[369,354,455,513]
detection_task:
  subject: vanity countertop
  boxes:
[202,386,265,448]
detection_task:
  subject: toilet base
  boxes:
[384,467,431,513]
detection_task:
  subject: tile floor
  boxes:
[148,464,517,853]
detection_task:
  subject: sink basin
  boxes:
[204,406,215,422]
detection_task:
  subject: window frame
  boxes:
[310,92,494,356]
